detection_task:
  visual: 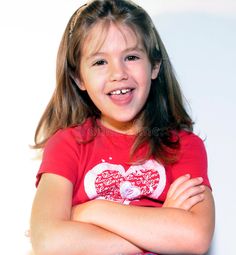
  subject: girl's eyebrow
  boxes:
[123,46,145,53]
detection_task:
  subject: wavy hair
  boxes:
[34,0,193,164]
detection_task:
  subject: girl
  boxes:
[30,0,215,254]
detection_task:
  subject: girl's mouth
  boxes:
[107,88,135,106]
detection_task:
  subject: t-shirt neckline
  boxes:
[95,118,137,139]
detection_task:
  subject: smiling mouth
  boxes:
[108,88,133,95]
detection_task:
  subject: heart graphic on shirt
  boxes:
[84,159,166,203]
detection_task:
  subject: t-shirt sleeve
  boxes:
[36,129,79,187]
[170,132,211,189]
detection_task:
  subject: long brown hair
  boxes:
[34,0,193,164]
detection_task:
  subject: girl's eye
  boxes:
[93,60,107,66]
[126,55,140,61]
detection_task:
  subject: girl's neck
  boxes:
[99,117,142,135]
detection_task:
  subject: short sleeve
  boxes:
[170,132,211,189]
[36,129,79,187]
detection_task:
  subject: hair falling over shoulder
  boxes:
[33,0,193,164]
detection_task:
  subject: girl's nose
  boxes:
[109,61,128,82]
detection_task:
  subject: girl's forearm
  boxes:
[89,204,200,254]
[76,190,214,254]
[31,220,143,255]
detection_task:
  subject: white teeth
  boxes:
[110,90,121,95]
[110,89,131,95]
[121,89,130,94]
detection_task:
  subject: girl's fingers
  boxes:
[181,193,205,210]
[164,185,206,210]
[171,177,204,200]
[175,185,205,207]
[164,175,206,210]
[167,174,191,198]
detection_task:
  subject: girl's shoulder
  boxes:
[46,118,95,146]
[178,130,206,149]
[168,130,211,189]
[176,130,207,167]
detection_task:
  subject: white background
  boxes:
[0,0,235,254]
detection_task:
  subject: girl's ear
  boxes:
[151,62,161,80]
[75,77,87,91]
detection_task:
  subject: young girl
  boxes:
[30,0,215,254]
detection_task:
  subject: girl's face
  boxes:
[78,22,160,134]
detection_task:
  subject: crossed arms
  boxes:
[30,173,215,255]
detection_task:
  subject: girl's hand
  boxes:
[163,174,205,210]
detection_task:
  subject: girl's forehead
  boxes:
[81,21,143,56]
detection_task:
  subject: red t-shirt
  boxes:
[37,118,211,207]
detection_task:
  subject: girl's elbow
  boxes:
[191,240,211,255]
[189,214,215,254]
[31,230,62,255]
[32,241,64,255]
[189,229,213,255]
[31,237,52,255]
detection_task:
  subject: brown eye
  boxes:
[126,55,140,61]
[93,60,107,66]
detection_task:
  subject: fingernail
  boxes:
[198,177,203,182]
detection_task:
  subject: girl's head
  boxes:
[62,0,163,131]
[35,0,193,163]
